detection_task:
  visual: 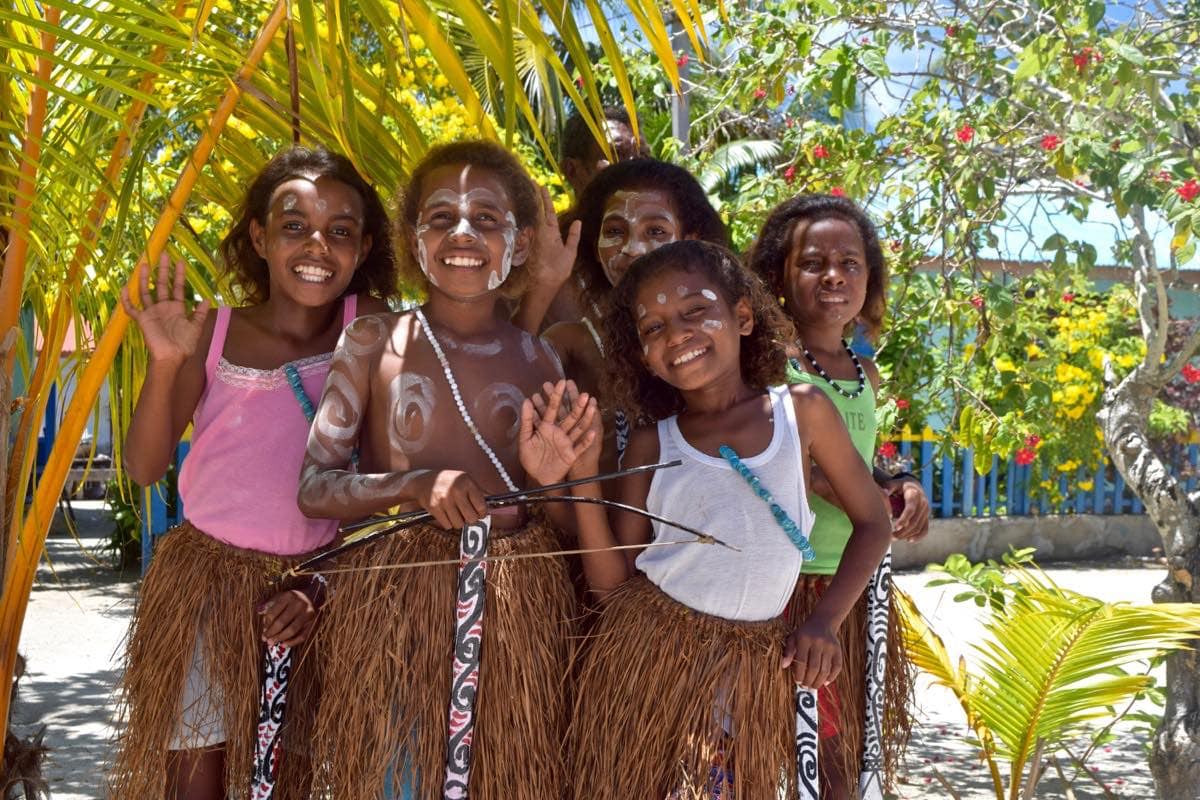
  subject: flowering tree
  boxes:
[602,0,1200,791]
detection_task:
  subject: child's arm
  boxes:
[861,355,931,541]
[512,185,581,334]
[568,425,656,595]
[297,316,488,528]
[785,384,892,689]
[120,257,212,486]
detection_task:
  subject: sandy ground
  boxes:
[10,501,1166,798]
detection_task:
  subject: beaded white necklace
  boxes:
[415,308,519,491]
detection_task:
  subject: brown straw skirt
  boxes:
[786,573,914,797]
[570,575,797,800]
[109,522,320,799]
[307,517,576,799]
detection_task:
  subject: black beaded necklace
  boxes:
[793,339,867,399]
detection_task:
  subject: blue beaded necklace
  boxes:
[283,363,316,423]
[718,444,816,561]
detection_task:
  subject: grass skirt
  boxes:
[787,573,914,796]
[307,518,575,799]
[569,576,797,800]
[109,522,320,799]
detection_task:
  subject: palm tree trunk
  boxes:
[1098,206,1200,799]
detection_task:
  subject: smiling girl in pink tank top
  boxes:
[110,147,397,800]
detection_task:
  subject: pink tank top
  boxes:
[177,296,358,555]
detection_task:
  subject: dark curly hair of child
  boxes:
[575,158,728,316]
[746,193,888,340]
[603,240,795,422]
[396,139,542,300]
[220,146,398,304]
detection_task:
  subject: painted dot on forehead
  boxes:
[676,285,689,297]
[281,193,298,211]
[656,293,667,305]
[701,289,718,301]
[315,198,328,213]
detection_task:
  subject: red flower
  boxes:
[784,117,795,129]
[830,186,846,197]
[969,294,984,310]
[879,441,898,459]
[813,145,830,159]
[1156,169,1173,183]
[783,165,796,185]
[753,86,767,100]
[1073,52,1089,71]
[1062,292,1075,303]
[945,24,958,37]
[956,124,974,143]
[895,398,910,410]
[574,76,584,88]
[1015,447,1037,466]
[1040,134,1061,151]
[1182,363,1200,384]
[890,239,903,253]
[676,53,690,68]
[1025,434,1041,448]
[1177,179,1200,203]
[1073,178,1089,187]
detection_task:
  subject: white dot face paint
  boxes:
[636,304,647,319]
[314,197,328,213]
[656,293,667,305]
[676,285,689,297]
[701,319,725,332]
[701,289,718,301]
[596,189,682,286]
[281,192,299,211]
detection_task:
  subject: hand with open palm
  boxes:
[120,255,211,367]
[519,379,597,487]
[528,184,581,292]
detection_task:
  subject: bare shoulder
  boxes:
[542,320,589,352]
[787,382,840,420]
[507,322,565,382]
[622,424,661,468]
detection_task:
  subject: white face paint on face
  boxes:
[701,319,725,332]
[676,285,689,297]
[315,197,328,213]
[701,289,719,301]
[596,189,683,286]
[281,192,299,211]
[656,293,667,305]
[415,170,519,297]
[636,304,647,319]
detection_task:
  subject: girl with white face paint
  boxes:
[521,158,729,476]
[296,141,599,800]
[112,147,397,800]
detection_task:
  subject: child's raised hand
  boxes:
[528,184,581,291]
[259,589,317,648]
[120,254,211,366]
[781,618,843,689]
[519,379,598,486]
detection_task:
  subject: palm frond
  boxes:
[695,138,781,193]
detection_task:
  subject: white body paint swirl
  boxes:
[388,373,437,454]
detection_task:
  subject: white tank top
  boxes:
[636,385,815,622]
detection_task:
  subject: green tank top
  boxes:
[785,359,877,574]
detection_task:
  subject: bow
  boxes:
[285,460,737,577]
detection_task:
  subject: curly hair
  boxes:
[745,193,888,340]
[574,158,728,316]
[220,146,398,304]
[560,105,636,162]
[396,140,541,300]
[602,240,795,422]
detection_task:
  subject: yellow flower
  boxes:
[1058,459,1080,473]
[1078,479,1094,491]
[995,355,1017,373]
[1026,342,1043,359]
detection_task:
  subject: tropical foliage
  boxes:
[0,0,702,749]
[899,551,1200,800]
